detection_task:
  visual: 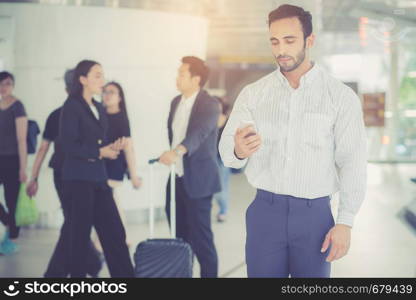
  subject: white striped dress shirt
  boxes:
[219,63,367,227]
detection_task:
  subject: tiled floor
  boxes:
[1,163,415,278]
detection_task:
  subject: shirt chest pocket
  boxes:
[301,112,333,149]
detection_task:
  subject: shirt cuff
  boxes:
[222,150,248,169]
[336,211,355,228]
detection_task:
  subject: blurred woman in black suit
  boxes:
[60,60,134,277]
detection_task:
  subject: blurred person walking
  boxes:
[27,69,103,277]
[213,97,232,223]
[0,71,28,255]
[60,60,134,277]
[99,81,142,249]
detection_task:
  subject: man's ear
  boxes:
[192,75,201,88]
[306,33,315,49]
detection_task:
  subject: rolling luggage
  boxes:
[134,159,193,278]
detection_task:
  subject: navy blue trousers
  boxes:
[44,171,102,277]
[63,180,134,278]
[0,155,20,239]
[166,176,218,278]
[246,189,335,278]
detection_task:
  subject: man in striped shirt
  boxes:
[219,4,367,278]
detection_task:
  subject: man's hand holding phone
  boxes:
[234,121,262,160]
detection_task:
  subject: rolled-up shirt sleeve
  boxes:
[219,86,254,169]
[334,87,368,228]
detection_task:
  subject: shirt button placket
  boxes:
[283,92,294,192]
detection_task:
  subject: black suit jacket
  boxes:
[168,90,221,198]
[60,94,109,182]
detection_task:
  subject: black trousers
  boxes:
[44,171,102,277]
[63,180,134,278]
[166,176,218,278]
[0,155,21,239]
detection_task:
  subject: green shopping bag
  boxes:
[15,183,38,226]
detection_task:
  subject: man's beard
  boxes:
[276,46,306,72]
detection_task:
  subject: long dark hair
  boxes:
[71,60,100,97]
[104,81,130,122]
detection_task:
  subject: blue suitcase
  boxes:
[134,160,193,278]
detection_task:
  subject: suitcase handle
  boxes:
[148,158,176,239]
[148,158,159,164]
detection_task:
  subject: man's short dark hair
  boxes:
[268,4,313,40]
[0,71,15,84]
[181,56,210,88]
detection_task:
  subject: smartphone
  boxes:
[239,120,257,138]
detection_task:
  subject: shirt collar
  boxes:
[180,89,199,108]
[275,61,320,89]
